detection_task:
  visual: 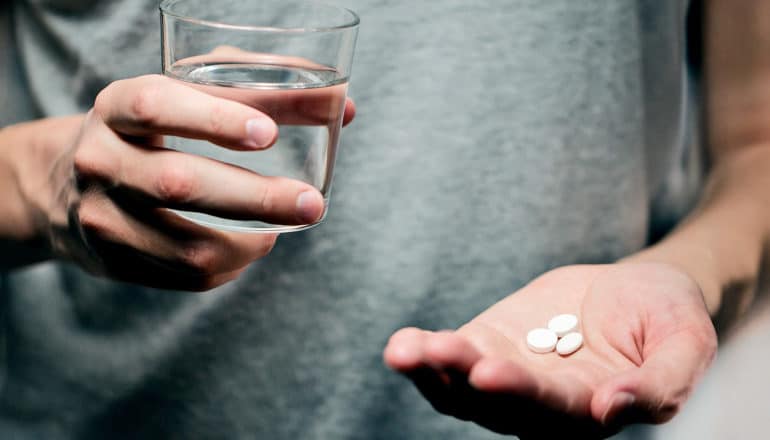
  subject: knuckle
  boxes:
[155,160,196,204]
[77,199,111,240]
[83,108,101,128]
[208,101,229,137]
[72,135,121,185]
[129,83,163,126]
[251,235,278,259]
[73,147,111,183]
[178,241,219,276]
[254,181,274,215]
[93,83,116,117]
[73,148,98,178]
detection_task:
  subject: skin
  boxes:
[0,1,767,438]
[384,264,715,438]
[382,0,770,438]
[0,72,355,290]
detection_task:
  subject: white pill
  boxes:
[556,332,583,356]
[548,314,579,337]
[526,328,558,354]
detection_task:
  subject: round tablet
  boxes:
[526,328,558,354]
[547,314,579,337]
[556,332,583,356]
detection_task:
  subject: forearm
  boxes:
[625,144,770,317]
[627,0,770,321]
[0,115,85,269]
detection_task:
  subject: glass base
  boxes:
[171,208,327,233]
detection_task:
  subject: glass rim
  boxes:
[159,0,360,33]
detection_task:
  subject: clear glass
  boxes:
[159,0,359,232]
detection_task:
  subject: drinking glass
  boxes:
[159,0,359,232]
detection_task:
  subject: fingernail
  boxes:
[601,392,636,425]
[245,118,276,149]
[296,191,323,224]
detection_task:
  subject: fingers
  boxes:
[383,327,429,371]
[468,358,540,397]
[95,74,354,152]
[94,75,278,150]
[77,189,278,284]
[384,329,484,419]
[74,123,325,225]
[384,328,605,437]
[384,328,483,373]
[384,328,545,403]
[383,328,452,412]
[469,357,596,418]
[591,326,717,426]
[91,238,252,291]
[468,359,607,438]
[190,80,349,127]
[188,45,333,70]
[117,147,324,225]
[173,49,355,126]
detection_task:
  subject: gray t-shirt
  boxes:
[0,0,699,438]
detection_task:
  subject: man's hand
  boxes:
[384,263,716,439]
[5,74,354,290]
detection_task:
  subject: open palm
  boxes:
[383,263,717,439]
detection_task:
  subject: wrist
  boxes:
[622,241,725,316]
[0,122,42,241]
[0,116,85,267]
[624,147,770,318]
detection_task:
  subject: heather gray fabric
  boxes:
[0,0,698,438]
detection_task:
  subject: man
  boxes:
[0,0,763,438]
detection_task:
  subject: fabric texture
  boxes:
[0,0,697,438]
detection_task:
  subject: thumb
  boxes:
[590,328,716,427]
